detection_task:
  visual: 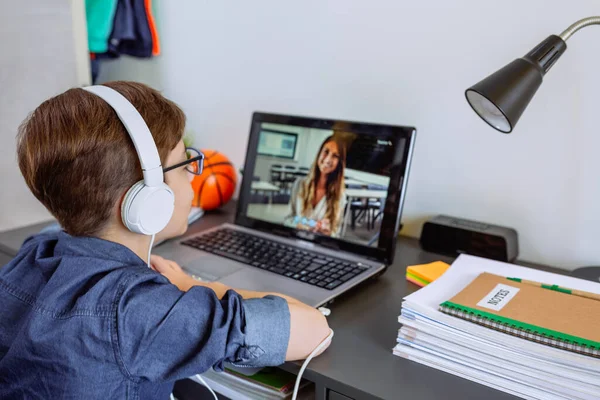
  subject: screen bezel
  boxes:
[236,112,416,265]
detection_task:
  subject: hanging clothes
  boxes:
[145,0,161,56]
[85,0,161,83]
[85,0,119,53]
[107,0,153,58]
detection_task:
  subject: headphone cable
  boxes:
[147,234,155,268]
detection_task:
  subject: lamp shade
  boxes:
[465,35,566,134]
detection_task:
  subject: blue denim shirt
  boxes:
[0,231,290,399]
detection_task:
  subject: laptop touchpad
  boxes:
[182,253,244,282]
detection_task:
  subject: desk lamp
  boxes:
[464,17,600,282]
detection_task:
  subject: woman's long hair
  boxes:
[299,135,346,231]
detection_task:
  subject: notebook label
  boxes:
[476,283,520,311]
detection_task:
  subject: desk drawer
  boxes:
[328,390,354,400]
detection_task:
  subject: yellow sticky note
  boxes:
[406,261,450,284]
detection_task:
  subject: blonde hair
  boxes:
[299,135,346,232]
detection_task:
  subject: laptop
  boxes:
[157,112,416,307]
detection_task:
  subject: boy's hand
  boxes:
[150,255,194,291]
[150,255,231,297]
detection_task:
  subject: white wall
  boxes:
[0,1,90,231]
[98,1,600,270]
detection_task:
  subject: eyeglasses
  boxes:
[163,147,204,180]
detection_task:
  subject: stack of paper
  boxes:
[194,366,313,400]
[394,254,600,400]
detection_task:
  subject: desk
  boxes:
[0,205,570,400]
[345,189,388,199]
[251,181,280,192]
[344,178,367,187]
[0,251,12,267]
[341,189,388,238]
[251,181,281,204]
[263,174,373,190]
[344,170,390,188]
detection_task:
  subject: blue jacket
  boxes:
[0,231,290,399]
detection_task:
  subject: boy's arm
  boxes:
[150,255,297,301]
[116,275,288,382]
[151,255,331,361]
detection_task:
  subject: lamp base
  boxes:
[571,266,600,283]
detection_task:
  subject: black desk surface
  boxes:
[0,205,570,400]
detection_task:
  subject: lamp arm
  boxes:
[559,17,600,41]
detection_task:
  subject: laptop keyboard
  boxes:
[181,228,371,290]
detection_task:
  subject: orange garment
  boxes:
[144,0,160,56]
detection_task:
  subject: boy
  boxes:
[0,81,330,399]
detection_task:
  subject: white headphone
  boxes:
[82,85,175,236]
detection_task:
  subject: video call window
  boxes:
[245,122,395,248]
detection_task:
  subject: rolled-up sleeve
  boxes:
[114,272,290,382]
[236,295,290,367]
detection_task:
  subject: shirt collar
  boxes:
[54,230,146,267]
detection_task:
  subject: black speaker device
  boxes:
[419,215,519,262]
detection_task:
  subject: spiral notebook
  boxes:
[438,272,600,358]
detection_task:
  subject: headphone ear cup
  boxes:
[121,181,146,233]
[121,181,175,235]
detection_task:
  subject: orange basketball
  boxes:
[191,150,237,210]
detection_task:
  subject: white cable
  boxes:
[147,234,155,268]
[165,263,332,400]
[169,375,218,400]
[291,329,334,400]
[317,307,331,317]
[194,374,219,400]
[179,330,334,400]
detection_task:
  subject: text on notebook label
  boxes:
[476,283,520,311]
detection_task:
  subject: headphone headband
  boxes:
[82,85,163,187]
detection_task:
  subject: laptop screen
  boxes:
[237,113,416,264]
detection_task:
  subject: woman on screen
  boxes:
[285,135,347,237]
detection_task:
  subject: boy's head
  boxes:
[17,81,194,239]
